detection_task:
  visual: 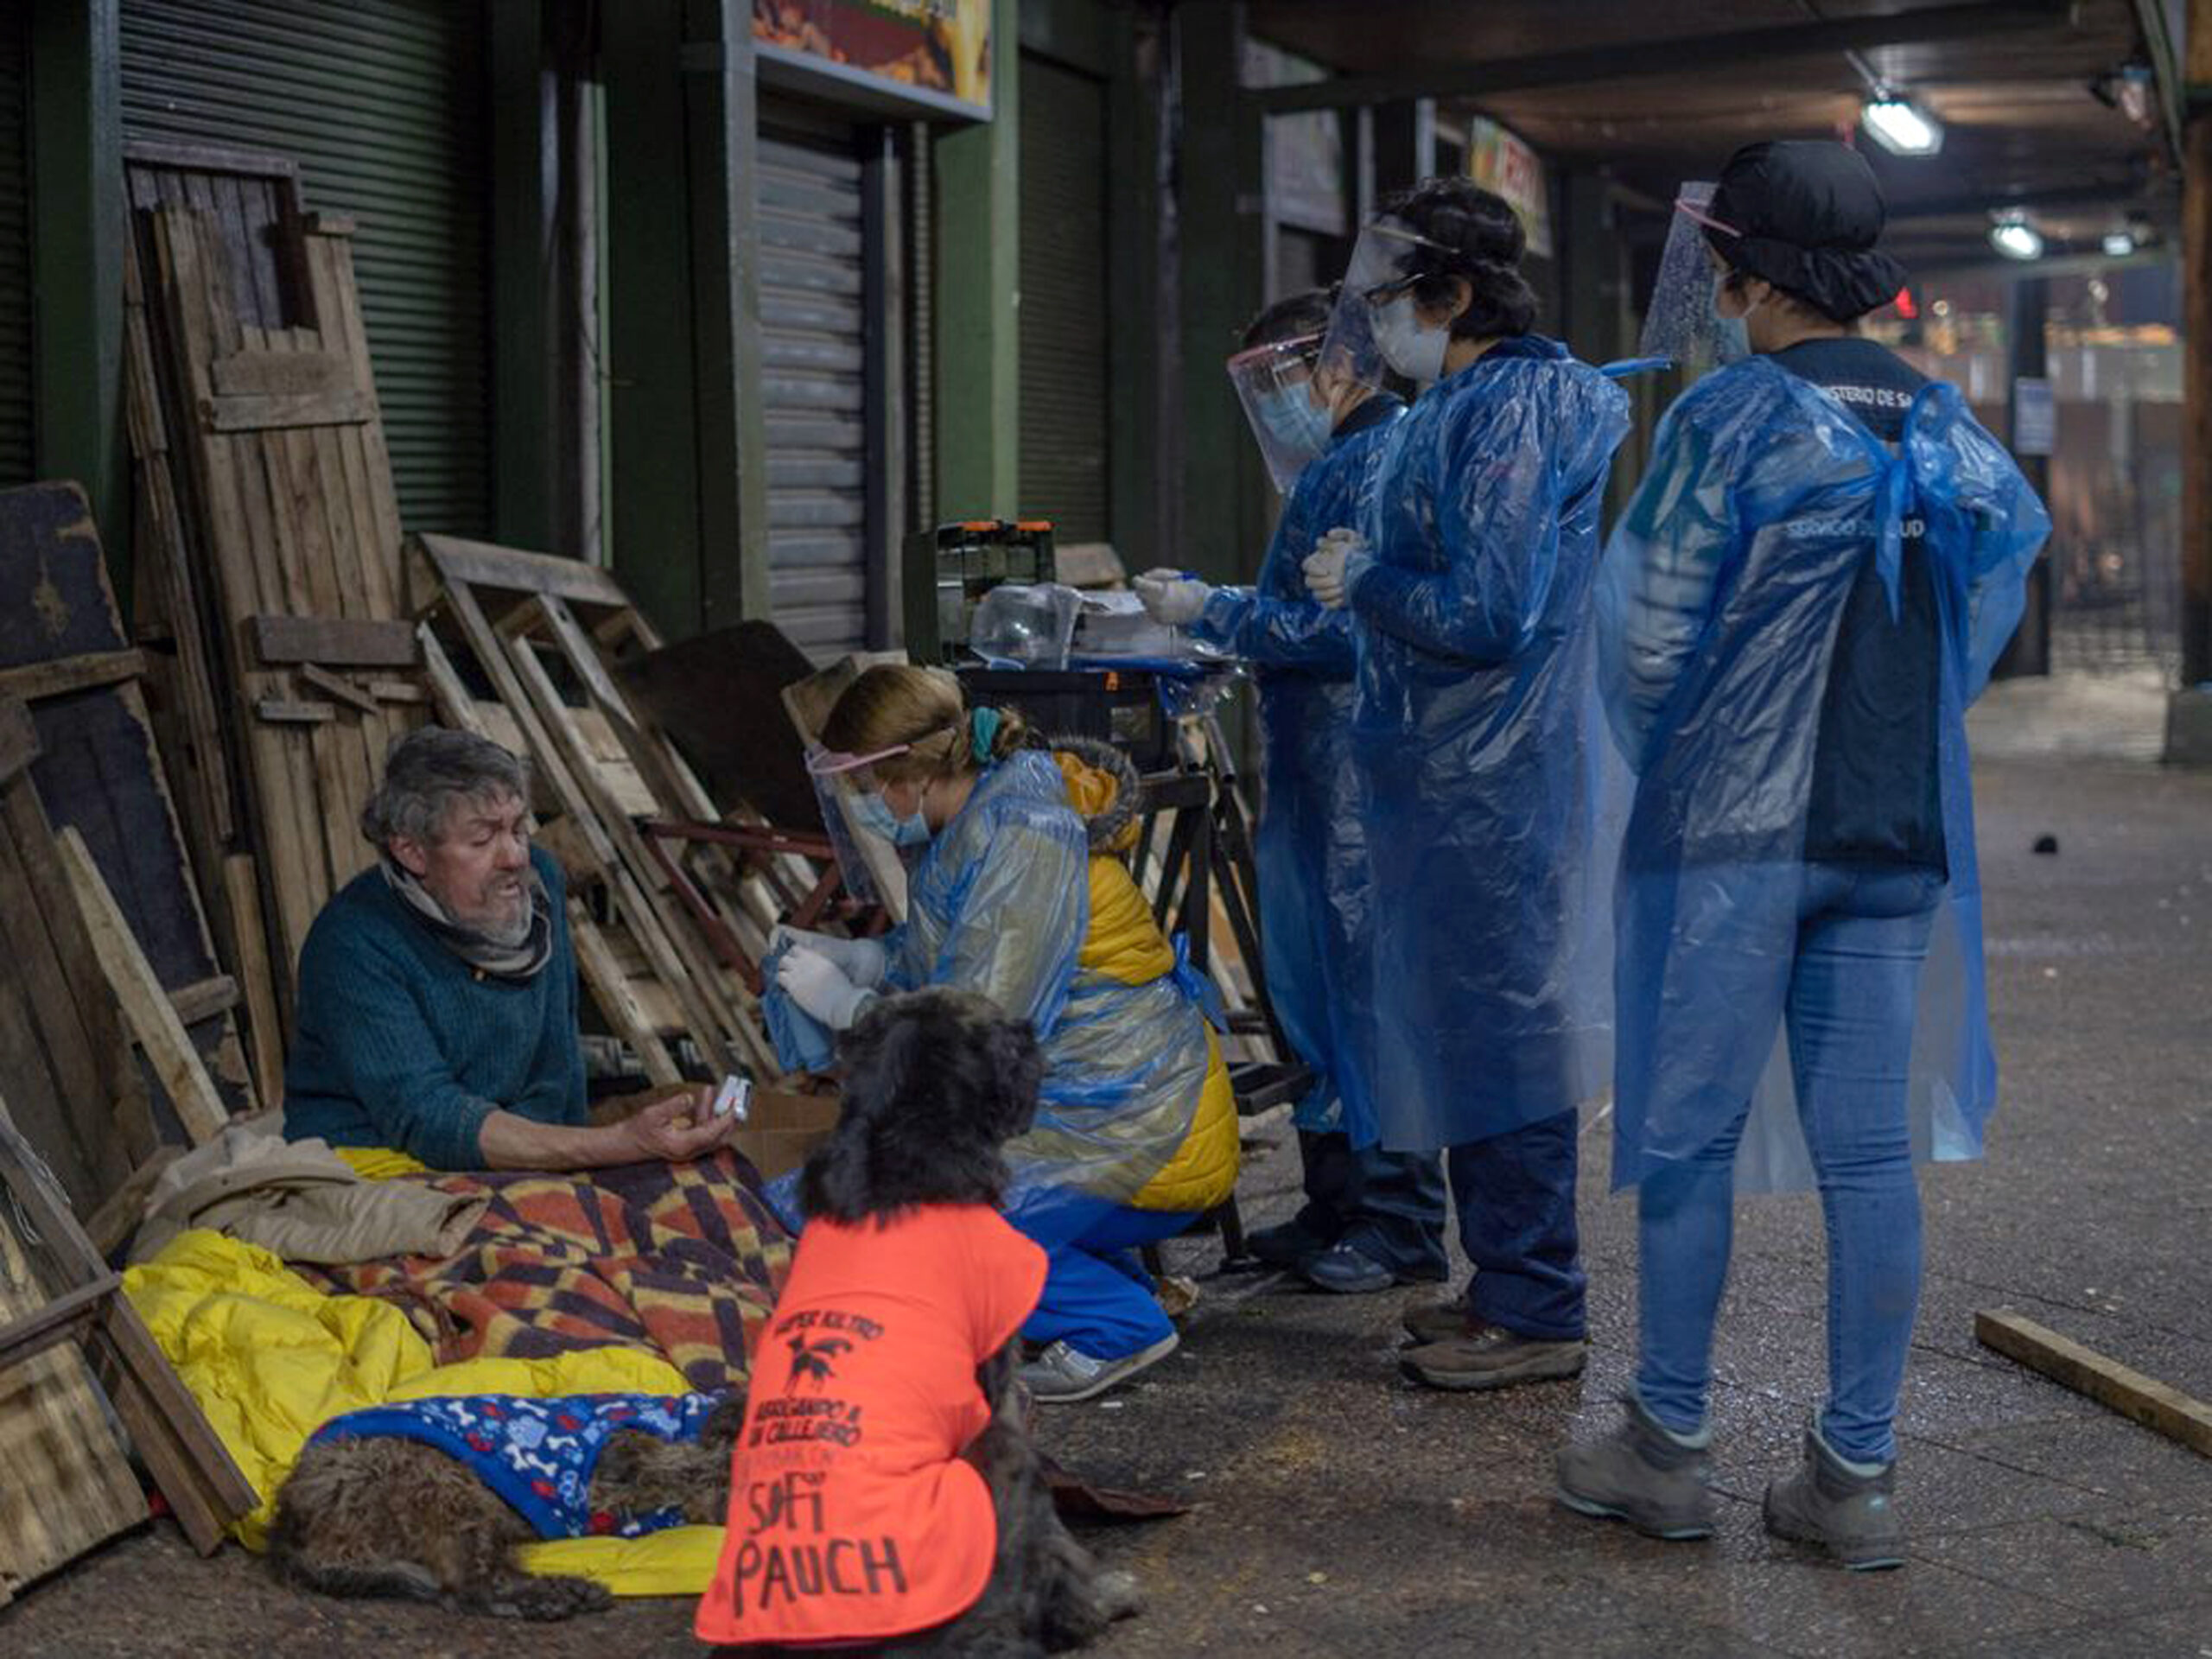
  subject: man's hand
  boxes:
[588,1081,699,1128]
[610,1089,741,1164]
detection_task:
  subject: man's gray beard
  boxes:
[472,895,534,948]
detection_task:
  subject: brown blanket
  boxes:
[306,1151,791,1394]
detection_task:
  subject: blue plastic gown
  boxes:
[1338,335,1632,1151]
[879,751,1215,1212]
[1596,356,2049,1192]
[1191,395,1406,1137]
[759,936,839,1073]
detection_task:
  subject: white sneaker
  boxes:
[1019,1332,1180,1402]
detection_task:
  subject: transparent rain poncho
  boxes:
[1189,393,1408,1135]
[1338,336,1633,1150]
[1597,356,2050,1192]
[878,750,1214,1211]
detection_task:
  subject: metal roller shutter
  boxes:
[758,130,871,661]
[118,0,492,537]
[1019,53,1110,544]
[0,10,32,488]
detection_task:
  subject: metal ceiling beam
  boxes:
[1247,0,2077,115]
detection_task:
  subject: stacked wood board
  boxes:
[124,144,423,1075]
[413,535,792,1085]
[0,483,257,1135]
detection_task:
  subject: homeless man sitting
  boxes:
[283,726,741,1171]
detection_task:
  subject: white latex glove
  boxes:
[770,924,888,989]
[1303,529,1367,609]
[1132,568,1213,626]
[774,945,873,1031]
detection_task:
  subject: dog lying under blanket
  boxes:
[269,1386,746,1618]
[695,986,1140,1655]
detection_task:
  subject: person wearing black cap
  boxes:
[1555,141,2049,1568]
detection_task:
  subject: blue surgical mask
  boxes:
[1255,385,1331,454]
[1711,273,1755,361]
[849,788,931,848]
[1370,294,1450,384]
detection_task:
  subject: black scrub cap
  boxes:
[1704,140,1909,321]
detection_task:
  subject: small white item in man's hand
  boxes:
[711,1075,753,1122]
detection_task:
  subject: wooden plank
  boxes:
[368,679,426,703]
[88,1298,258,1554]
[0,1217,147,1599]
[254,698,335,724]
[1976,1310,2212,1459]
[222,855,286,1110]
[204,386,372,432]
[82,1147,186,1261]
[296,663,380,716]
[0,696,33,785]
[311,232,404,607]
[248,613,418,668]
[0,778,130,1192]
[56,829,232,1144]
[209,348,354,400]
[165,975,239,1027]
[567,899,682,1087]
[0,650,148,705]
[417,532,635,608]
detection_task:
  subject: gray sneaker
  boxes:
[1401,1297,1477,1346]
[1020,1332,1179,1403]
[1554,1395,1716,1541]
[1400,1323,1586,1392]
[1764,1425,1906,1570]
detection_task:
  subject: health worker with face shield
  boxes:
[1555,142,2048,1568]
[773,665,1239,1404]
[1132,289,1449,1296]
[1301,180,1631,1393]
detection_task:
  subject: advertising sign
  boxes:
[1465,115,1552,259]
[753,0,993,120]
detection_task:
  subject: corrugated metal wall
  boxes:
[0,10,34,489]
[118,0,493,537]
[758,130,871,659]
[1018,52,1110,544]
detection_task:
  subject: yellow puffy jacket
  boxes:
[1054,746,1239,1214]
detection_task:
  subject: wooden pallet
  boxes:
[0,1105,257,1588]
[0,698,156,1219]
[0,483,260,1135]
[413,537,788,1084]
[134,178,423,1047]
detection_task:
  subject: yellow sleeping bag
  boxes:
[124,1230,724,1595]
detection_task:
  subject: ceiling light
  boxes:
[1862,95,1944,156]
[1991,217,2045,260]
[2102,230,2137,257]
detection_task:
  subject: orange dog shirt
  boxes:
[696,1203,1049,1647]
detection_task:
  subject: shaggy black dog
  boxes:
[752,987,1141,1656]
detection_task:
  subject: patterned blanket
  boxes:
[307,1152,791,1394]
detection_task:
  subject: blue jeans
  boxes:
[1294,1131,1450,1280]
[1637,861,1942,1465]
[1007,1192,1196,1361]
[1450,1110,1587,1341]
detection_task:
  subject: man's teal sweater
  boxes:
[283,848,587,1169]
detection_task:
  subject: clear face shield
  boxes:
[1319,215,1462,390]
[1226,331,1332,493]
[803,741,910,906]
[1637,183,1748,377]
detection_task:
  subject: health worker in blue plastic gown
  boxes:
[1135,289,1448,1296]
[776,666,1241,1407]
[1303,179,1631,1392]
[1555,142,2048,1567]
